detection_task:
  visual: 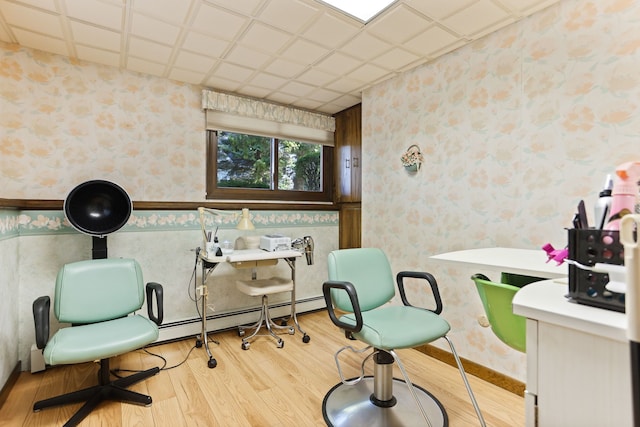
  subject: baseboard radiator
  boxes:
[156,295,326,343]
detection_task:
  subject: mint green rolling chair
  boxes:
[322,248,486,427]
[471,273,543,353]
[32,258,163,427]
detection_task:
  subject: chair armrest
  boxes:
[322,280,363,333]
[32,296,50,350]
[145,282,164,325]
[396,271,443,314]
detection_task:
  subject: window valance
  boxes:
[202,89,335,146]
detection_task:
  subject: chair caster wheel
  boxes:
[302,334,310,343]
[195,339,202,348]
[277,339,284,348]
[242,341,250,350]
[238,329,245,337]
[208,358,217,369]
[288,327,295,335]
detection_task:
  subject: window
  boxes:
[206,130,333,203]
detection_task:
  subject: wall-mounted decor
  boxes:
[401,144,423,173]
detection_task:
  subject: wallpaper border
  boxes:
[1,210,338,238]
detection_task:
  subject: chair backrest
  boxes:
[471,274,526,352]
[327,248,395,312]
[54,258,145,324]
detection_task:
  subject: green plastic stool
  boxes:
[471,273,543,353]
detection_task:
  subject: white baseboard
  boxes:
[156,296,326,343]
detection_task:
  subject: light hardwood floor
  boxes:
[1,310,524,426]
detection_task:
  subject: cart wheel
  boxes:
[195,339,202,348]
[277,339,284,348]
[288,327,295,335]
[280,319,288,327]
[302,334,310,343]
[242,341,250,350]
[208,358,217,369]
[238,329,245,337]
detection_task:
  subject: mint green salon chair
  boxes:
[32,258,163,427]
[471,273,543,353]
[322,248,486,427]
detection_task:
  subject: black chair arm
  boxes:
[322,280,363,333]
[145,282,164,325]
[396,271,443,314]
[32,296,50,350]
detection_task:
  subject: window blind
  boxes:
[202,89,335,146]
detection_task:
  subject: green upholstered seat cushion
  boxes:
[339,305,450,350]
[43,315,159,365]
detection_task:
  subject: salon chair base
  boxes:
[322,377,448,427]
[33,360,160,427]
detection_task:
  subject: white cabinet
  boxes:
[514,281,632,427]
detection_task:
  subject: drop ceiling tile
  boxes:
[130,12,180,45]
[267,91,299,106]
[367,4,432,44]
[11,0,58,13]
[168,67,205,85]
[225,44,271,69]
[264,58,307,78]
[70,21,120,51]
[325,77,366,94]
[191,3,248,40]
[131,0,193,24]
[338,32,392,61]
[208,0,264,16]
[347,63,391,84]
[63,0,123,30]
[277,80,315,98]
[404,0,476,20]
[280,38,330,65]
[181,31,229,57]
[257,0,319,34]
[11,27,68,56]
[127,56,165,76]
[75,44,120,67]
[306,87,342,103]
[204,75,241,92]
[247,70,288,89]
[302,12,360,49]
[240,22,292,55]
[314,51,361,75]
[370,47,420,71]
[499,0,559,15]
[174,50,216,73]
[0,24,10,42]
[213,62,254,83]
[292,98,323,111]
[403,25,460,57]
[236,85,272,99]
[443,0,511,37]
[0,2,64,38]
[128,37,172,63]
[297,67,337,86]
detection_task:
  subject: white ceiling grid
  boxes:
[0,0,559,114]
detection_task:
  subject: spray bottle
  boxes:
[594,174,613,229]
[604,161,640,231]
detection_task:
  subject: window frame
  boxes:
[206,130,334,203]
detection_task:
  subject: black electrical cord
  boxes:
[111,247,204,378]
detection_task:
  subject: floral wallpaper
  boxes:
[362,0,640,381]
[0,42,204,201]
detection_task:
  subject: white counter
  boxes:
[431,247,567,279]
[513,279,626,342]
[513,279,631,427]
